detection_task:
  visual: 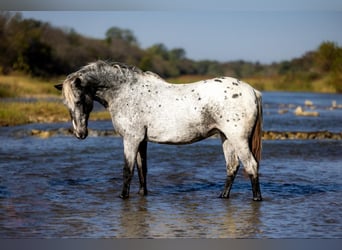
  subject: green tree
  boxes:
[147,43,169,60]
[315,41,341,72]
[105,27,138,46]
[168,48,186,61]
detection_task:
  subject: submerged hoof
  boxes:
[218,193,230,199]
[119,193,130,199]
[253,196,262,201]
[138,189,148,196]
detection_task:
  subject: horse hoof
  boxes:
[119,193,129,199]
[253,196,262,201]
[218,193,230,199]
[138,189,148,196]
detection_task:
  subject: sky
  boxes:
[13,1,342,64]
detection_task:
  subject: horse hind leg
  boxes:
[236,143,262,201]
[219,135,240,199]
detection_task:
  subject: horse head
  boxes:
[55,72,94,140]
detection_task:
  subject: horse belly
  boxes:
[146,117,212,144]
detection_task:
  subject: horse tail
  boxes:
[250,90,263,164]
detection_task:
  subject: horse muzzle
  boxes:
[74,129,88,140]
[72,120,88,140]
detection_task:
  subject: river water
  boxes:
[0,92,341,238]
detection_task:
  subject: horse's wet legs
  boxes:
[237,146,262,201]
[120,139,139,199]
[250,175,262,201]
[120,157,134,199]
[219,167,239,198]
[137,140,148,196]
[220,136,240,199]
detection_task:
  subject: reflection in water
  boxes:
[118,198,152,238]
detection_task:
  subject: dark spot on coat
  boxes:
[214,79,222,82]
[232,82,239,86]
[191,89,195,92]
[232,93,239,98]
[159,104,162,107]
[198,97,201,101]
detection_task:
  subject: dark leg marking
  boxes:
[249,175,262,201]
[120,157,134,199]
[137,140,148,196]
[219,168,239,198]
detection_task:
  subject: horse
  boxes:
[55,60,263,201]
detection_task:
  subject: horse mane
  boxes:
[81,60,163,82]
[108,61,143,75]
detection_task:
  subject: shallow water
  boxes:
[0,92,341,238]
[0,137,341,238]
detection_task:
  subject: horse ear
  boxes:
[54,84,63,91]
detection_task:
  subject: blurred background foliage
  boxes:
[0,12,341,92]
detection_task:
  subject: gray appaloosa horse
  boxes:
[55,60,263,201]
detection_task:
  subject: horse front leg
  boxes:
[120,139,139,199]
[219,157,240,198]
[137,140,148,196]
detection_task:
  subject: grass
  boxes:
[0,74,112,126]
[0,101,111,126]
[0,73,60,98]
[0,101,68,126]
[242,74,338,93]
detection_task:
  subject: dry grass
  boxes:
[0,101,111,126]
[0,101,69,126]
[0,74,60,98]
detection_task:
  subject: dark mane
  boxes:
[75,60,163,90]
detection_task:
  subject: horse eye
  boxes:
[74,77,82,88]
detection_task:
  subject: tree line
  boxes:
[0,12,341,91]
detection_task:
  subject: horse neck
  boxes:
[90,66,135,108]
